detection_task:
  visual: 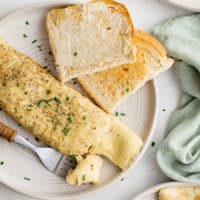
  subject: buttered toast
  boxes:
[78,30,174,112]
[46,0,137,81]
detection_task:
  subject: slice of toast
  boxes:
[46,0,136,81]
[159,187,200,200]
[78,30,174,112]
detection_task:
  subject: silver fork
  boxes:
[0,122,77,178]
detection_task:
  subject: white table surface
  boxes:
[0,0,191,200]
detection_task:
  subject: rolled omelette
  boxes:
[0,39,143,173]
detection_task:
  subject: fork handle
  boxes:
[0,122,16,142]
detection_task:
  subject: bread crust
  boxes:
[78,30,174,113]
[46,0,136,81]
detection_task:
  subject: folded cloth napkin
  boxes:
[153,14,200,184]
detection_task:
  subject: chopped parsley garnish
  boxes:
[26,108,32,111]
[67,116,72,123]
[16,82,20,87]
[162,109,166,112]
[46,80,49,83]
[32,39,37,44]
[46,89,51,95]
[82,116,86,120]
[2,82,6,87]
[56,64,59,67]
[14,107,17,113]
[151,141,155,147]
[43,66,48,69]
[24,177,31,181]
[28,104,33,107]
[24,91,28,95]
[54,97,61,106]
[63,127,70,136]
[73,52,78,56]
[126,88,130,92]
[66,96,70,102]
[0,161,4,166]
[25,21,29,25]
[23,33,27,38]
[120,112,126,116]
[37,97,61,112]
[37,99,48,107]
[37,45,41,48]
[82,175,86,181]
[115,112,119,116]
[120,177,124,181]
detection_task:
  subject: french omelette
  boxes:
[67,154,103,185]
[78,30,174,112]
[0,39,143,184]
[46,0,137,81]
[159,187,200,200]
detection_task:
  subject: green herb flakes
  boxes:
[63,128,70,136]
[46,89,51,95]
[126,88,130,92]
[120,177,124,181]
[32,39,37,44]
[67,116,72,123]
[0,161,4,166]
[24,177,31,181]
[151,141,155,147]
[24,91,28,95]
[14,107,17,113]
[162,109,166,112]
[66,96,70,102]
[82,175,86,181]
[23,33,27,38]
[2,82,6,87]
[120,112,126,116]
[73,52,78,56]
[25,21,29,25]
[115,112,119,116]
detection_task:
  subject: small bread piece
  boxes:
[46,0,136,81]
[78,30,174,112]
[0,38,143,184]
[66,155,103,185]
[159,187,200,200]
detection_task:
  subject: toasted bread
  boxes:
[46,0,136,81]
[78,30,174,112]
[159,187,200,200]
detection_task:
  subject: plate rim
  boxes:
[0,1,158,199]
[164,0,200,11]
[132,181,199,200]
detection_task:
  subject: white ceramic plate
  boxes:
[132,182,198,200]
[164,0,200,11]
[0,1,157,200]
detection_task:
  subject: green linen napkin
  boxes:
[153,14,200,184]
